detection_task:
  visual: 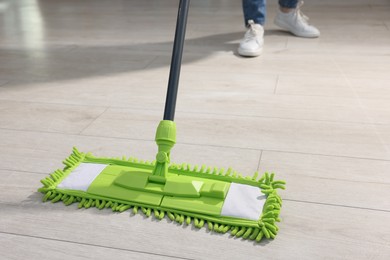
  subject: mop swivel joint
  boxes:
[150,120,177,181]
[156,151,168,163]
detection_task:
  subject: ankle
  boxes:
[279,6,294,13]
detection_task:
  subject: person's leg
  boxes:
[274,0,320,38]
[242,0,267,26]
[238,0,266,57]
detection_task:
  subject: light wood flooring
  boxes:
[0,0,389,259]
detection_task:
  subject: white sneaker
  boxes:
[238,20,264,57]
[274,1,320,38]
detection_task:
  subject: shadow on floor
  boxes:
[1,29,290,88]
[1,32,247,87]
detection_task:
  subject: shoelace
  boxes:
[244,20,262,42]
[295,1,310,24]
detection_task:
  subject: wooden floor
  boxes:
[1,0,390,259]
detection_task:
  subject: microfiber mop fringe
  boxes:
[38,147,285,242]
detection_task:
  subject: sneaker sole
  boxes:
[238,47,263,57]
[274,19,320,38]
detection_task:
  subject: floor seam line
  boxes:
[0,231,194,260]
[284,199,390,213]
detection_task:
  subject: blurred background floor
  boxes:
[0,0,389,259]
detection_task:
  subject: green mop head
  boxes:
[38,121,285,242]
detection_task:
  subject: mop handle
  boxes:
[163,0,190,121]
